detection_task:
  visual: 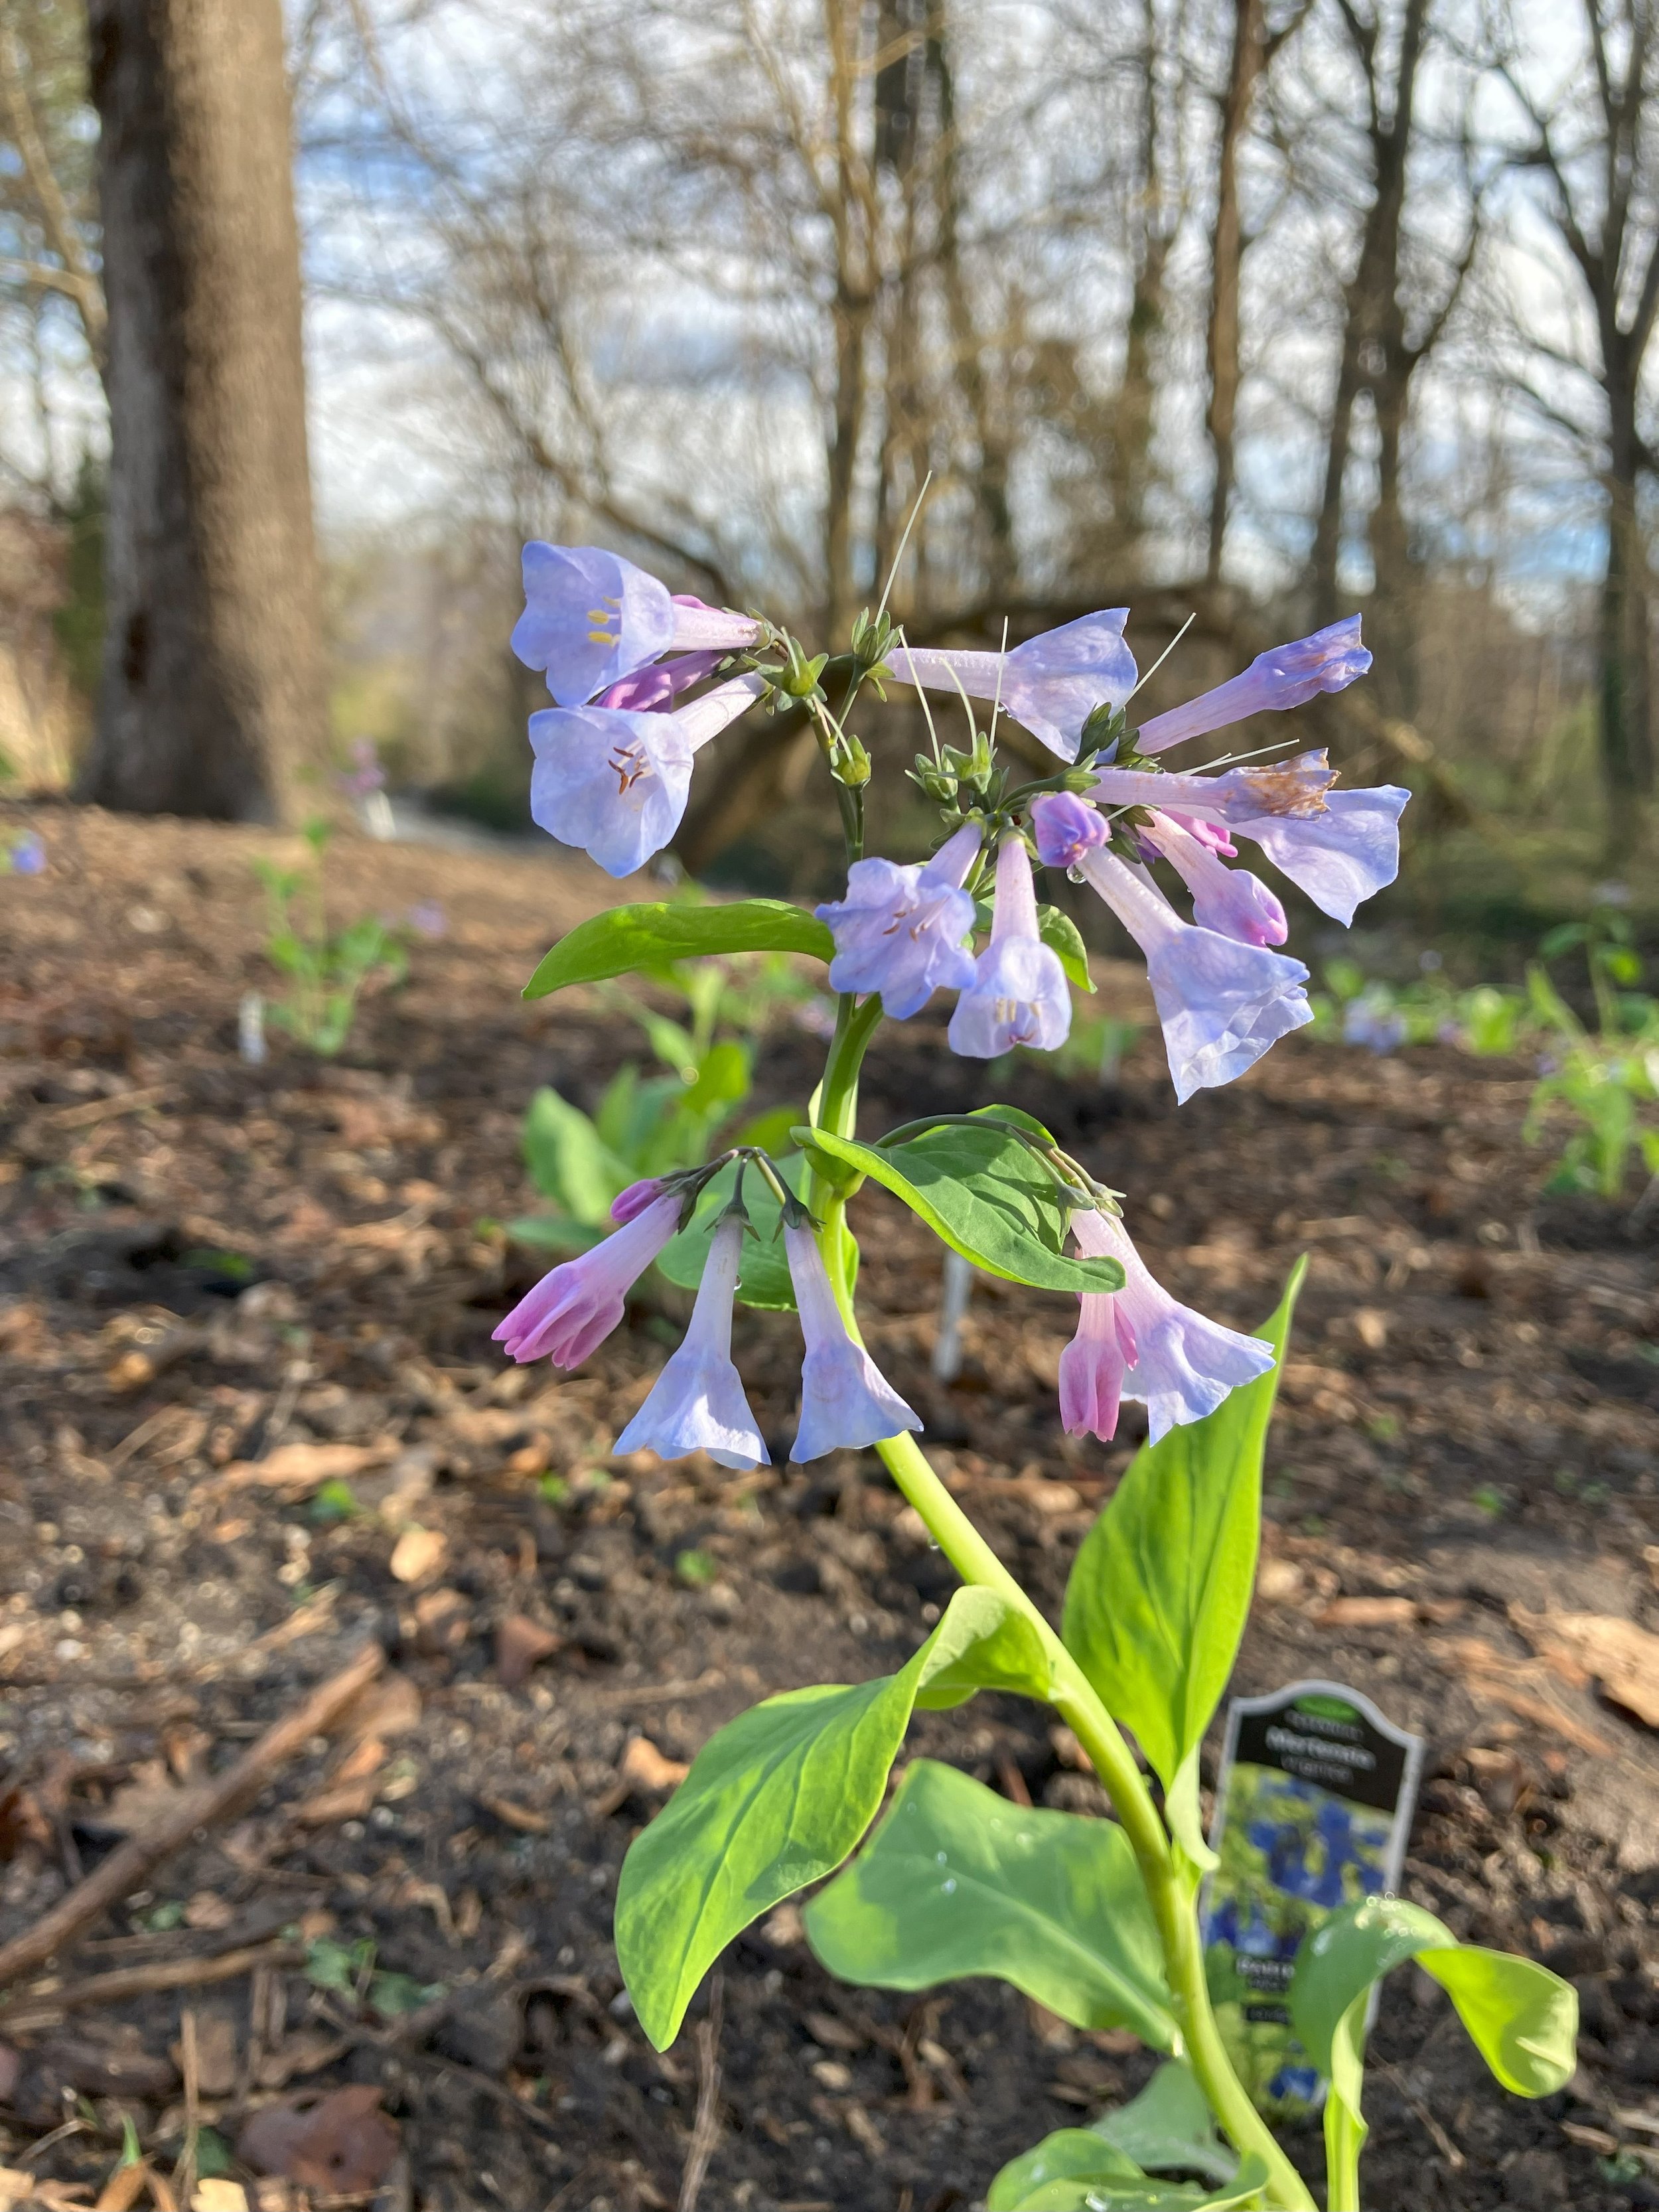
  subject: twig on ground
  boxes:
[678,1971,723,2212]
[0,1940,306,2032]
[0,1641,385,1988]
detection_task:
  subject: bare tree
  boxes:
[77,0,327,822]
[1498,0,1659,829]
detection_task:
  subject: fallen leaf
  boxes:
[389,1527,446,1584]
[1352,1307,1389,1350]
[336,1670,421,1748]
[253,2029,348,2091]
[805,2010,865,2053]
[1317,1595,1417,1629]
[1255,1558,1304,1605]
[476,1793,551,1834]
[171,2009,237,2097]
[294,1773,379,1826]
[1514,1609,1659,1728]
[619,1735,689,1791]
[238,2085,399,2191]
[495,1611,560,1689]
[183,1890,236,1931]
[213,1443,386,1498]
[411,1587,470,1657]
[191,2187,248,2212]
[0,2179,89,2210]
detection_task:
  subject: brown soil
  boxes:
[0,800,1656,2212]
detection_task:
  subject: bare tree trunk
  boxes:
[824,0,874,644]
[1601,378,1654,832]
[1110,2,1168,564]
[1204,0,1266,589]
[78,0,326,822]
[1368,338,1417,719]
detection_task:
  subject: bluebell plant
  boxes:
[497,542,1576,2211]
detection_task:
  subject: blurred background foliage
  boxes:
[1,0,1658,962]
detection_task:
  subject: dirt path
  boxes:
[0,805,1656,2212]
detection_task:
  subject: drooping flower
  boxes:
[1140,810,1288,947]
[784,1226,921,1461]
[614,1215,769,1470]
[1077,847,1311,1101]
[494,1191,682,1368]
[948,834,1072,1057]
[892,613,1137,761]
[1224,785,1410,926]
[1135,617,1372,756]
[529,673,767,877]
[512,544,761,706]
[611,1177,668,1224]
[815,822,980,1019]
[1029,791,1110,871]
[1058,1290,1138,1443]
[1068,1208,1274,1441]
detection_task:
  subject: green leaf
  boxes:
[522,1086,630,1223]
[1039,905,1096,994]
[802,1122,1124,1295]
[524,899,833,999]
[1096,2061,1238,2184]
[506,1214,603,1254]
[616,1589,1052,2049]
[991,2145,1268,2212]
[804,1759,1177,2051]
[680,1037,752,1123]
[732,1102,808,1157]
[988,2132,1146,2211]
[1060,1262,1304,1867]
[1291,1896,1578,2106]
[656,1154,804,1311]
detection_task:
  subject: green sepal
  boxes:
[1039,904,1096,993]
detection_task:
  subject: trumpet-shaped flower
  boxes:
[815,822,980,1018]
[1029,791,1110,871]
[512,544,761,705]
[1092,751,1338,825]
[784,1226,921,1461]
[1068,1209,1274,1441]
[1225,784,1410,926]
[1078,847,1310,1100]
[1135,617,1372,756]
[614,1216,769,1471]
[1058,1290,1138,1443]
[948,834,1072,1057]
[529,673,767,877]
[611,1177,668,1224]
[1141,810,1288,947]
[494,1192,682,1368]
[893,612,1137,761]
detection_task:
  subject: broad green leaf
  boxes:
[988,2132,1145,2211]
[1060,1262,1304,1866]
[522,1086,631,1222]
[802,1123,1125,1295]
[991,2147,1269,2212]
[1097,2061,1238,2185]
[524,899,833,999]
[506,1214,603,1254]
[636,1010,701,1078]
[656,1153,804,1311]
[732,1102,806,1157]
[680,1037,752,1123]
[616,1589,1050,2048]
[1291,1895,1577,2104]
[1039,904,1096,994]
[804,1759,1177,2051]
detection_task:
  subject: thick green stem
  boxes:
[1325,2093,1364,2211]
[806,990,1314,2209]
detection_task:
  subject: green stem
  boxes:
[1325,2092,1364,2211]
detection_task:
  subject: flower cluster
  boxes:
[495,1179,920,1471]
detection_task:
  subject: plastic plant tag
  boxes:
[1200,1678,1424,2118]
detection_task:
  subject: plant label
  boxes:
[1200,1678,1425,2118]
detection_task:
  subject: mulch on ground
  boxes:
[0,802,1656,2212]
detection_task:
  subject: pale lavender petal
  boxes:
[816,855,977,1019]
[668,598,764,654]
[512,543,677,706]
[614,1218,768,1470]
[1136,616,1371,755]
[494,1193,682,1368]
[611,1177,668,1224]
[1073,1211,1273,1441]
[1143,811,1287,947]
[1230,785,1409,926]
[893,611,1137,761]
[948,934,1071,1055]
[528,704,694,878]
[784,1225,920,1459]
[1080,849,1310,1101]
[1092,751,1337,825]
[1058,1295,1137,1442]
